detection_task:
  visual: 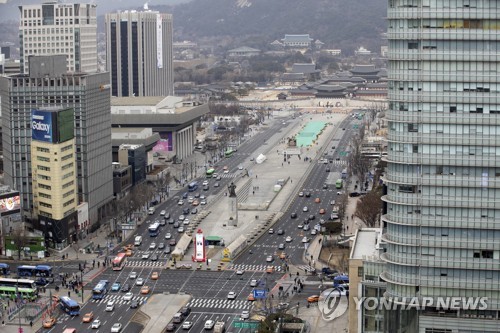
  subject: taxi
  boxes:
[247,293,255,301]
[279,252,287,260]
[82,312,94,323]
[42,317,57,328]
[266,266,275,274]
[319,208,326,215]
[151,272,159,280]
[140,286,150,294]
[307,295,320,303]
[314,197,321,203]
[125,249,133,257]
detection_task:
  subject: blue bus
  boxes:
[92,280,109,300]
[148,222,161,237]
[59,296,80,316]
[17,265,53,277]
[188,181,198,192]
[0,263,10,275]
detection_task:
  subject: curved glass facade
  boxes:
[384,0,500,330]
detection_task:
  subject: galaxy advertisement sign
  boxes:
[31,110,54,143]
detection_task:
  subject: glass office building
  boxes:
[382,0,500,331]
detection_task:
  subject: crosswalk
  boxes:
[186,298,251,310]
[126,260,167,268]
[219,173,239,178]
[227,264,283,272]
[296,265,316,272]
[90,293,149,305]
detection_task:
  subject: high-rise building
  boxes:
[0,55,113,227]
[18,2,98,74]
[31,108,78,247]
[105,10,174,97]
[383,1,500,332]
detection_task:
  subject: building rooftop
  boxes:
[350,228,381,260]
[281,34,313,43]
[228,46,261,53]
[291,63,319,74]
[111,96,169,106]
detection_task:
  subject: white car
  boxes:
[183,218,190,225]
[165,233,172,239]
[302,237,310,243]
[136,278,144,286]
[236,269,245,275]
[182,321,193,329]
[285,236,293,242]
[227,291,237,300]
[266,255,274,262]
[298,192,304,197]
[250,279,258,287]
[238,165,243,170]
[111,323,122,333]
[204,320,215,330]
[178,226,185,233]
[303,206,308,212]
[105,301,115,312]
[224,169,229,174]
[149,243,156,250]
[202,180,209,186]
[188,196,194,203]
[141,252,150,260]
[177,200,184,205]
[160,210,166,216]
[200,200,207,205]
[268,228,274,234]
[129,271,138,279]
[91,319,101,329]
[123,292,133,301]
[241,310,250,320]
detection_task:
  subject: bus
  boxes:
[0,278,37,290]
[188,181,198,192]
[92,280,109,300]
[335,179,343,189]
[206,168,215,178]
[341,169,348,180]
[148,222,161,237]
[0,285,38,301]
[59,296,80,316]
[112,253,127,271]
[225,149,234,158]
[17,265,52,277]
[0,263,10,275]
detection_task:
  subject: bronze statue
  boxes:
[228,182,237,197]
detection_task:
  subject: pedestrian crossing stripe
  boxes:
[126,260,166,268]
[219,173,238,178]
[296,265,316,272]
[186,298,251,310]
[91,294,149,305]
[227,264,282,272]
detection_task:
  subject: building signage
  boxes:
[0,192,21,216]
[31,110,54,143]
[156,13,163,69]
[253,289,267,299]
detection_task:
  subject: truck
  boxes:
[148,207,156,215]
[214,321,226,333]
[134,236,142,246]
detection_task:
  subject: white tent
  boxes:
[255,154,267,164]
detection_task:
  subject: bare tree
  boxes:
[354,187,383,227]
[10,228,29,260]
[336,192,349,222]
[348,125,371,186]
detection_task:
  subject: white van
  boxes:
[134,236,142,246]
[148,207,156,215]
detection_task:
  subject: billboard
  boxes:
[32,108,74,143]
[32,110,54,143]
[0,191,21,216]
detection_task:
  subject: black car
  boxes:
[325,168,330,172]
[173,222,180,228]
[305,192,311,198]
[191,208,198,214]
[183,208,190,215]
[130,300,139,308]
[150,254,158,261]
[182,192,188,199]
[194,193,200,198]
[277,229,285,235]
[159,220,166,226]
[180,307,191,316]
[291,212,297,219]
[121,283,131,292]
[164,212,171,219]
[309,214,315,220]
[164,246,171,254]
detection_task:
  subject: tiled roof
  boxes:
[351,65,380,74]
[281,34,313,43]
[291,63,318,74]
[228,46,261,53]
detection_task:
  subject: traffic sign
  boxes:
[233,320,260,329]
[253,289,267,299]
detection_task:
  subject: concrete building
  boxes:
[18,2,97,74]
[30,108,78,248]
[111,96,209,162]
[349,228,386,333]
[280,34,313,48]
[112,163,132,199]
[105,10,174,97]
[111,127,160,173]
[383,1,500,332]
[118,144,146,186]
[0,55,113,227]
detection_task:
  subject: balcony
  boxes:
[387,131,500,146]
[388,50,498,62]
[382,172,500,189]
[381,214,500,230]
[382,194,500,209]
[384,152,500,168]
[387,89,500,104]
[388,29,500,41]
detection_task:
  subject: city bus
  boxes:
[59,296,80,316]
[0,278,37,290]
[148,222,161,237]
[0,263,10,275]
[225,149,234,158]
[0,285,38,301]
[17,265,53,277]
[92,280,109,300]
[335,179,343,189]
[188,181,199,192]
[206,168,215,178]
[112,253,127,271]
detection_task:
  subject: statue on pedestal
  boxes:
[228,182,237,197]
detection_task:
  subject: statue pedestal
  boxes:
[228,196,238,227]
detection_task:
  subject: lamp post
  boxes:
[80,269,84,303]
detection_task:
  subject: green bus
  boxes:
[206,168,215,178]
[0,285,38,301]
[335,179,343,189]
[225,149,234,158]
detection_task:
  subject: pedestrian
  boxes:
[30,321,33,327]
[97,262,100,268]
[253,191,255,195]
[289,273,292,279]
